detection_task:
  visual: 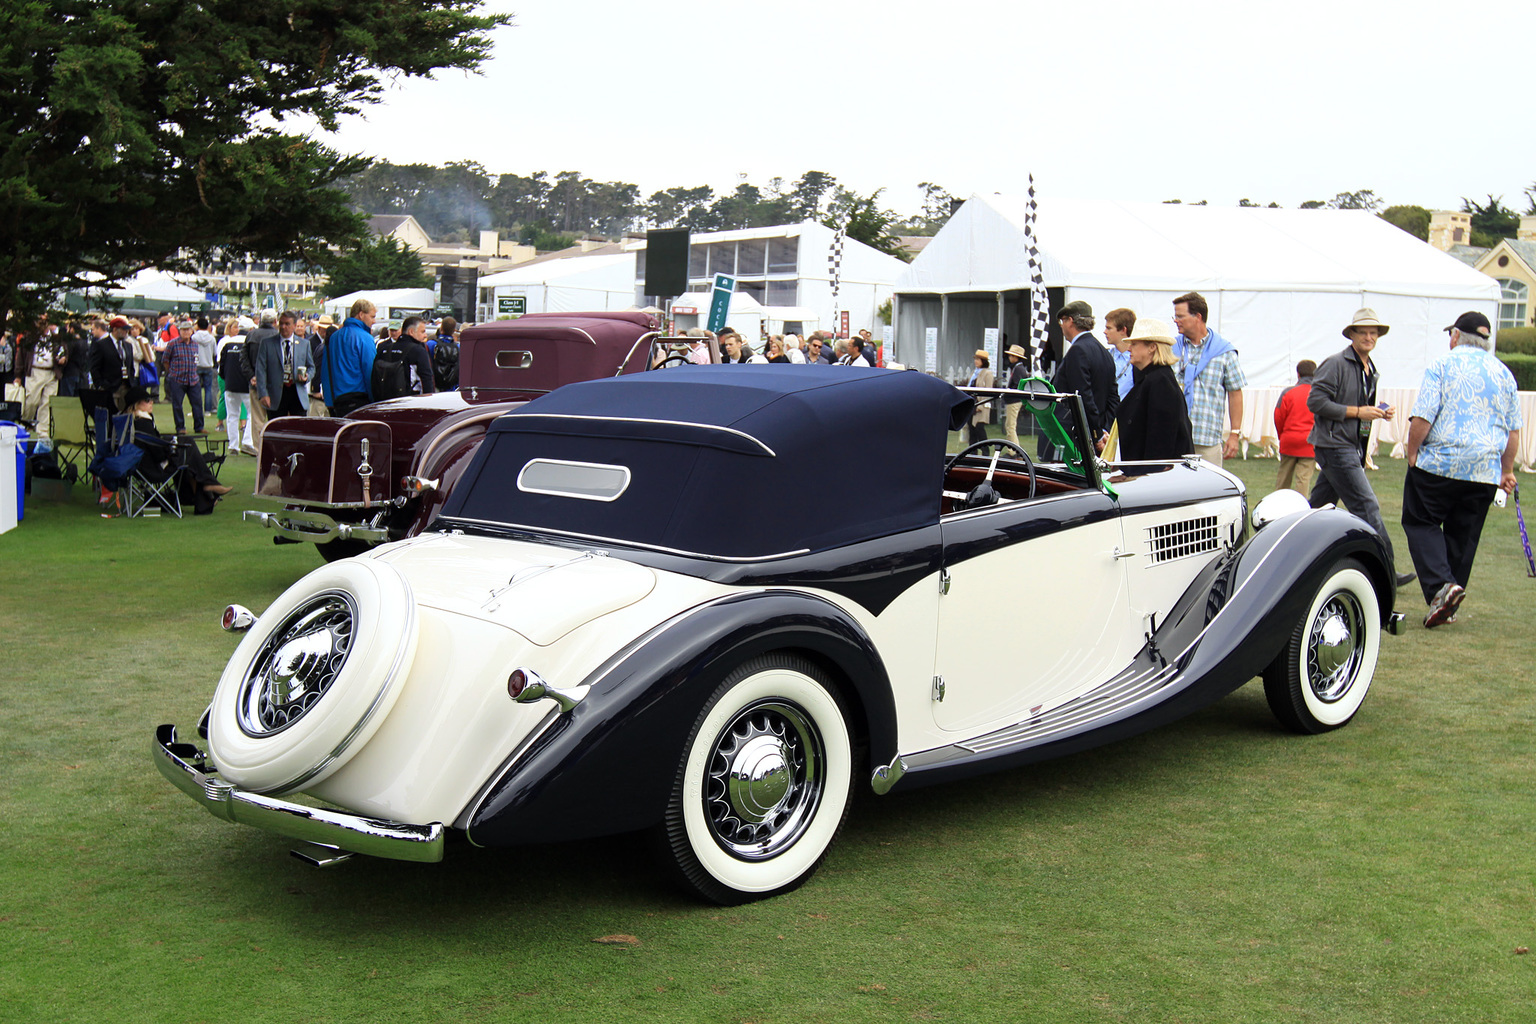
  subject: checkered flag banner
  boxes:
[828,222,845,324]
[1025,175,1050,376]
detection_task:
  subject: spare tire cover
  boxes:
[209,559,419,794]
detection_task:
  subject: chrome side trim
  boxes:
[440,516,811,563]
[455,707,563,836]
[153,725,444,863]
[891,515,1313,772]
[1386,611,1406,636]
[499,414,777,457]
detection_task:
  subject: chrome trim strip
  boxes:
[440,516,812,563]
[153,725,444,862]
[270,574,420,794]
[499,414,777,457]
[893,515,1312,771]
[456,707,563,837]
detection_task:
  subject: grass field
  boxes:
[3,429,1534,1023]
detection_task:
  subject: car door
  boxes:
[931,488,1138,736]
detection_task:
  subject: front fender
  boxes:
[464,589,894,847]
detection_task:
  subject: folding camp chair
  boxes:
[46,395,92,482]
[101,413,187,519]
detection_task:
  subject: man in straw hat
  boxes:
[1401,311,1522,628]
[1307,308,1415,589]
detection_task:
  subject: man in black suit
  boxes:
[1045,300,1118,459]
[87,316,137,409]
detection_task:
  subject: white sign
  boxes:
[924,327,938,374]
[881,325,893,346]
[983,327,1000,370]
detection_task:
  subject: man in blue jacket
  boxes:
[321,300,378,417]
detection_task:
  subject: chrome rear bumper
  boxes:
[244,508,388,545]
[153,724,444,863]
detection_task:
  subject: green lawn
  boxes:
[3,437,1533,1023]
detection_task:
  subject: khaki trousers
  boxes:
[1275,455,1315,495]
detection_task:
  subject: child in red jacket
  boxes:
[1273,359,1317,494]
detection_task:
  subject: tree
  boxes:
[0,0,508,333]
[1328,190,1382,211]
[319,235,432,298]
[791,171,838,220]
[1379,205,1432,242]
[824,188,908,261]
[1526,181,1535,216]
[1461,194,1519,247]
[1300,200,1328,210]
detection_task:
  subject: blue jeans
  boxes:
[198,368,218,418]
[1309,444,1399,573]
[164,376,204,433]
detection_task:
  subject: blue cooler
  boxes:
[1,420,28,521]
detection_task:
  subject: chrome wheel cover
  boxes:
[703,699,824,861]
[235,591,357,737]
[1306,591,1365,703]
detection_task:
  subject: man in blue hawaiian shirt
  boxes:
[1402,311,1523,628]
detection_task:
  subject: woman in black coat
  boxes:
[120,385,232,513]
[1115,318,1193,471]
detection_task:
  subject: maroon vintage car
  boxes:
[246,311,705,560]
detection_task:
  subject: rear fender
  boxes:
[465,589,893,846]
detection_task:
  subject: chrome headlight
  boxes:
[1251,488,1311,530]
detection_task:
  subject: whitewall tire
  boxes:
[656,653,855,905]
[1262,559,1380,734]
[208,559,419,793]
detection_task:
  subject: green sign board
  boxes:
[707,274,735,334]
[497,296,527,316]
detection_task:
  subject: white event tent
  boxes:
[104,269,207,305]
[895,194,1500,389]
[322,288,437,322]
[479,253,637,317]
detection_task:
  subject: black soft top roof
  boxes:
[440,365,974,559]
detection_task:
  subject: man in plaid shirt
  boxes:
[1172,292,1246,465]
[163,327,204,434]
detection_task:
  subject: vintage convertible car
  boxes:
[156,366,1404,904]
[246,310,705,561]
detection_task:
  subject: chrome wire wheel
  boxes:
[1304,591,1365,705]
[702,699,825,860]
[1263,559,1380,734]
[657,653,855,905]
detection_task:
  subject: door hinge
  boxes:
[939,568,952,595]
[932,675,946,702]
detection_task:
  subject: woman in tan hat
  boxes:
[1114,318,1192,471]
[966,349,994,445]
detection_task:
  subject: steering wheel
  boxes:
[944,438,1036,508]
[650,351,692,369]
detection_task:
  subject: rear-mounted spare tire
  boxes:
[208,559,419,794]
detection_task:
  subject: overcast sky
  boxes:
[311,0,1536,220]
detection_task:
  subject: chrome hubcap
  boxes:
[704,700,823,861]
[1306,592,1364,703]
[236,592,356,736]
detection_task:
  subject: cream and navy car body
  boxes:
[156,366,1402,904]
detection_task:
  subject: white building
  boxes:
[636,221,907,339]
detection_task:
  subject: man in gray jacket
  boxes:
[1307,309,1415,588]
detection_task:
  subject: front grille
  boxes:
[1147,516,1220,563]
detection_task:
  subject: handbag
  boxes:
[90,417,145,491]
[139,361,160,386]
